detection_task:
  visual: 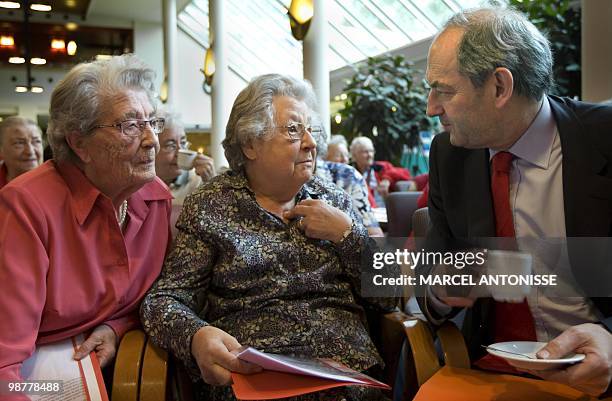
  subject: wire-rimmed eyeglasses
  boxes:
[92,118,165,137]
[276,122,323,142]
[161,140,191,153]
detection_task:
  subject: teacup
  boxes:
[177,149,197,170]
[485,249,533,302]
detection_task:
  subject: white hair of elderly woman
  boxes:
[47,54,158,163]
[223,73,320,172]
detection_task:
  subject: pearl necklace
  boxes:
[117,200,128,227]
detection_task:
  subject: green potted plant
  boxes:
[336,54,437,166]
[509,0,581,98]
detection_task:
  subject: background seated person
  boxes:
[0,116,43,189]
[141,73,397,401]
[317,133,384,237]
[350,136,411,207]
[154,108,215,234]
[324,134,350,164]
[0,55,172,398]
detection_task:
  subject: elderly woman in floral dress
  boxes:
[141,74,396,401]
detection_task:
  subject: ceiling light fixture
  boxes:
[0,35,15,47]
[65,22,78,31]
[96,54,112,61]
[67,40,77,56]
[30,86,44,93]
[0,1,20,9]
[9,56,25,64]
[51,38,66,51]
[200,46,215,94]
[65,0,76,7]
[30,3,52,12]
[287,0,313,41]
[15,86,28,93]
[30,57,47,65]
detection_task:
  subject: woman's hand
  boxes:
[193,154,215,182]
[191,326,262,386]
[73,324,118,368]
[284,199,352,244]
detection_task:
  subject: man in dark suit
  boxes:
[421,7,612,396]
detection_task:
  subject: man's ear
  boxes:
[65,131,91,163]
[492,67,514,109]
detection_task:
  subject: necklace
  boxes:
[117,200,128,227]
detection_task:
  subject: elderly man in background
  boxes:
[422,7,612,396]
[0,116,43,189]
[154,108,215,234]
[0,54,172,399]
[142,73,396,401]
[317,134,384,237]
[324,134,350,164]
[350,136,411,207]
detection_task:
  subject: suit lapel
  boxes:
[550,96,611,237]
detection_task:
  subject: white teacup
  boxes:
[485,250,533,302]
[177,149,197,170]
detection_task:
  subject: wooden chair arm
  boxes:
[139,338,169,401]
[437,321,470,369]
[380,311,412,387]
[402,317,440,386]
[112,329,146,401]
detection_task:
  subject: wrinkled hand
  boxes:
[378,179,391,198]
[525,323,612,396]
[193,154,215,182]
[283,199,352,244]
[73,324,117,368]
[191,326,262,386]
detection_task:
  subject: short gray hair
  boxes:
[318,134,347,158]
[443,7,553,100]
[223,73,319,172]
[157,106,184,134]
[0,116,42,146]
[349,136,373,156]
[47,54,157,163]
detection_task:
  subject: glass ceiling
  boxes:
[178,0,490,83]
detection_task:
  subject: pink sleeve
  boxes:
[0,188,49,390]
[104,312,141,340]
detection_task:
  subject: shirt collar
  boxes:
[56,161,172,225]
[489,97,557,169]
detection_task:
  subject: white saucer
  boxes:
[486,341,585,371]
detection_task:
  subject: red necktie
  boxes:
[490,151,536,342]
[475,152,537,374]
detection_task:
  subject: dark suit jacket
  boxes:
[423,95,612,359]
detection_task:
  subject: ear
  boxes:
[241,140,258,161]
[65,131,92,163]
[492,67,514,109]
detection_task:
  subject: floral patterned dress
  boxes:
[141,170,397,401]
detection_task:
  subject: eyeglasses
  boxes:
[277,123,323,142]
[10,138,43,152]
[92,118,165,137]
[161,140,190,153]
